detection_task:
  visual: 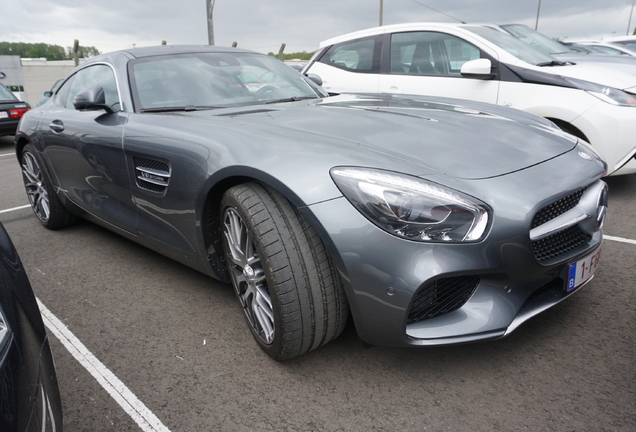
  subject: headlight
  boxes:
[331,167,490,243]
[566,77,636,106]
[576,138,603,162]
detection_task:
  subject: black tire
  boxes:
[221,183,348,360]
[20,144,76,229]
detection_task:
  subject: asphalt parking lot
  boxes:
[1,134,634,431]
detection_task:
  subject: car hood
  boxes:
[203,94,577,180]
[530,61,636,92]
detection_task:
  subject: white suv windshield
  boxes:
[464,25,556,66]
[501,24,576,55]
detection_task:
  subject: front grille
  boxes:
[531,187,586,229]
[407,276,479,324]
[532,225,592,264]
[530,187,593,263]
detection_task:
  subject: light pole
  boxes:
[206,0,216,45]
[535,0,542,30]
[379,0,384,26]
[628,0,635,35]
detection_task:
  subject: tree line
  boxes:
[267,51,315,61]
[0,42,100,60]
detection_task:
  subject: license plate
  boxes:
[0,111,8,119]
[566,248,601,292]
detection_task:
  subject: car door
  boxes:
[38,64,138,233]
[378,31,500,104]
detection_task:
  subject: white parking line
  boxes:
[37,299,172,432]
[0,204,31,214]
[0,152,14,157]
[605,235,636,245]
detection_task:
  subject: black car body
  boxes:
[0,83,30,137]
[0,222,63,431]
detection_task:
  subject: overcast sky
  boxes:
[1,0,635,56]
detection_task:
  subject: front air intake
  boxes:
[407,276,479,324]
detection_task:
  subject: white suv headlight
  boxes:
[567,77,636,106]
[331,167,490,242]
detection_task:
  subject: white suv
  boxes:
[303,23,636,176]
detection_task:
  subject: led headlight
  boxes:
[566,77,636,107]
[331,167,490,242]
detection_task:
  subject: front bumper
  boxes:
[304,153,606,348]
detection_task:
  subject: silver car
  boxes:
[15,46,607,360]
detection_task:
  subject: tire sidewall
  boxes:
[220,187,287,359]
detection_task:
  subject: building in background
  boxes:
[0,56,82,106]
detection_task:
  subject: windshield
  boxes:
[130,52,325,111]
[0,84,18,102]
[611,40,636,51]
[501,24,576,55]
[464,25,556,65]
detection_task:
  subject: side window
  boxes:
[63,65,121,111]
[444,38,481,73]
[319,37,381,73]
[390,32,482,76]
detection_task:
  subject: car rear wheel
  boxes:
[21,144,75,229]
[221,183,348,360]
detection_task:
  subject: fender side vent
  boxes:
[133,157,171,193]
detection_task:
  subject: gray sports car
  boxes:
[14,45,607,360]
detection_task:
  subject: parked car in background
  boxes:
[0,82,30,137]
[603,35,636,52]
[303,22,636,176]
[36,78,66,107]
[563,40,636,57]
[15,45,607,360]
[0,221,63,431]
[479,23,636,74]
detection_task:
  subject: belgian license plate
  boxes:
[566,248,602,292]
[0,111,8,119]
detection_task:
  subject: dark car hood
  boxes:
[194,94,577,180]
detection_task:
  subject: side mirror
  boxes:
[304,73,323,87]
[73,86,114,113]
[460,59,494,80]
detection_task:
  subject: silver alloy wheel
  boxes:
[21,152,50,223]
[222,207,275,345]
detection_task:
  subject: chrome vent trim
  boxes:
[133,156,171,193]
[530,181,607,264]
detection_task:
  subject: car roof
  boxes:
[319,22,468,47]
[603,35,636,42]
[89,44,259,61]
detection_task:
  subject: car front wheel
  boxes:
[221,183,348,360]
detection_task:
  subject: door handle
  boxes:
[381,87,403,94]
[49,120,64,133]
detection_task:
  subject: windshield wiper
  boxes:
[536,60,568,67]
[264,96,317,104]
[140,105,223,113]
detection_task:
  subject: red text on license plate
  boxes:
[566,248,601,292]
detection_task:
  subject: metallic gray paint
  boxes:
[14,45,606,349]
